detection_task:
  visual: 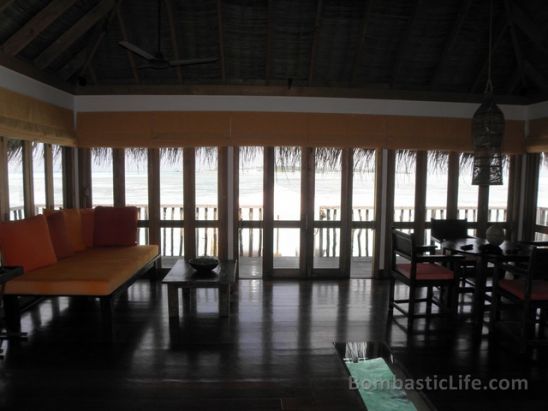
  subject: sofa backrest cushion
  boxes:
[80,208,95,248]
[45,211,75,259]
[62,209,86,252]
[0,215,57,272]
[94,206,138,247]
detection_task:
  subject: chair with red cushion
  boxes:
[490,247,548,353]
[389,229,461,332]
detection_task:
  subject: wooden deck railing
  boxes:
[10,204,512,258]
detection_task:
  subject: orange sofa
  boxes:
[0,207,160,333]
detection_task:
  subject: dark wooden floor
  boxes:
[1,278,548,410]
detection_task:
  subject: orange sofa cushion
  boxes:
[80,208,95,248]
[0,215,57,273]
[94,206,138,247]
[4,245,159,296]
[62,209,86,252]
[45,211,74,259]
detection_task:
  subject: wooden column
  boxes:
[0,137,10,221]
[477,184,490,238]
[78,148,92,208]
[301,147,315,277]
[22,140,35,217]
[147,148,160,246]
[262,147,274,278]
[372,149,383,277]
[446,151,459,219]
[44,144,55,209]
[183,147,196,259]
[383,150,396,276]
[62,146,78,208]
[112,148,125,207]
[522,153,540,241]
[339,148,353,276]
[232,148,240,260]
[218,147,229,260]
[414,151,427,245]
[506,155,521,241]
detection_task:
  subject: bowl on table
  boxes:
[188,256,219,273]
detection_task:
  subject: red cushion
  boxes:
[94,206,138,247]
[396,263,454,281]
[80,208,95,248]
[45,211,75,259]
[0,215,57,272]
[499,279,548,301]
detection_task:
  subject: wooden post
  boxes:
[373,149,383,277]
[44,144,55,209]
[477,184,489,238]
[147,148,160,246]
[301,147,314,277]
[62,146,78,208]
[446,151,459,219]
[218,147,228,260]
[22,140,35,217]
[112,148,125,207]
[522,153,540,241]
[183,147,196,259]
[262,147,274,278]
[232,147,240,260]
[383,150,396,276]
[78,147,92,208]
[414,151,427,245]
[507,155,521,241]
[340,148,353,276]
[0,137,10,221]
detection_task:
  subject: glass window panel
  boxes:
[196,227,218,256]
[92,148,113,206]
[161,226,184,257]
[196,148,218,220]
[394,150,416,227]
[239,147,263,221]
[239,228,263,279]
[458,154,478,225]
[313,227,340,269]
[53,145,63,208]
[273,228,300,269]
[314,148,341,221]
[350,228,374,278]
[352,149,375,222]
[537,154,548,227]
[32,142,45,214]
[160,148,183,218]
[274,147,301,221]
[488,156,509,222]
[426,151,449,221]
[8,140,24,220]
[125,149,148,222]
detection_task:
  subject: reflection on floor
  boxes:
[1,278,547,410]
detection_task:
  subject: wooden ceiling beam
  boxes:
[470,24,508,93]
[164,0,183,83]
[2,0,76,56]
[350,0,374,85]
[429,0,472,87]
[504,0,526,93]
[35,0,116,69]
[509,0,548,53]
[116,4,140,84]
[391,0,421,88]
[308,0,323,86]
[217,0,225,82]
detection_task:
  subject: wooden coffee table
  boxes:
[162,259,237,319]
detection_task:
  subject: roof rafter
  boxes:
[116,3,140,84]
[470,24,508,93]
[2,0,76,56]
[504,0,526,93]
[164,0,183,83]
[524,60,548,91]
[391,0,421,88]
[510,0,548,54]
[35,0,116,69]
[217,0,225,82]
[350,0,374,85]
[429,0,473,87]
[308,0,323,86]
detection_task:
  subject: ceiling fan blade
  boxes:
[118,41,155,60]
[169,57,218,66]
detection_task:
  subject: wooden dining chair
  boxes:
[490,247,548,353]
[389,230,462,332]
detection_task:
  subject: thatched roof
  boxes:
[1,0,547,102]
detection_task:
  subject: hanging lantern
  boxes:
[471,0,504,186]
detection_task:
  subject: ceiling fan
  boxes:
[118,0,217,70]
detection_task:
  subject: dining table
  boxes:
[441,237,533,329]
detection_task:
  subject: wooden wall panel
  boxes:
[147,148,160,246]
[44,144,54,209]
[22,140,34,217]
[78,147,92,208]
[183,147,196,259]
[112,148,125,207]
